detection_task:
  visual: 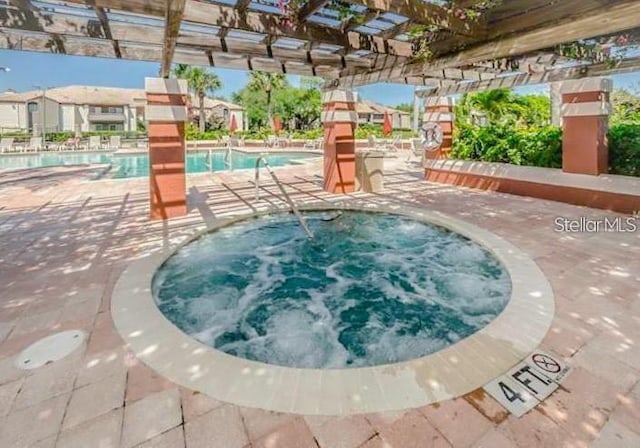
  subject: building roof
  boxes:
[200,97,243,110]
[355,100,409,116]
[0,85,146,106]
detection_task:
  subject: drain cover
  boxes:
[15,330,86,370]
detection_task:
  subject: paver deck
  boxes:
[0,159,638,447]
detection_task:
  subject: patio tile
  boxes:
[125,361,175,404]
[472,428,516,448]
[537,367,622,444]
[180,388,224,422]
[86,311,123,354]
[121,388,182,448]
[357,435,387,448]
[62,370,126,429]
[420,398,493,448]
[498,410,575,448]
[0,321,12,343]
[571,340,639,391]
[305,415,376,448]
[137,426,185,448]
[56,407,123,448]
[75,346,130,388]
[463,389,509,425]
[185,405,248,448]
[0,393,69,448]
[611,381,640,436]
[372,409,451,448]
[13,350,82,410]
[592,416,640,448]
[239,406,298,443]
[9,309,62,339]
[0,378,22,417]
[252,417,317,448]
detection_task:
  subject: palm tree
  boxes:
[246,72,286,127]
[172,65,222,133]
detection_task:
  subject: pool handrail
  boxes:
[254,156,313,239]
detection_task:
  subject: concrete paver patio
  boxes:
[0,160,638,447]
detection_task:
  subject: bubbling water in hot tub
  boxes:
[153,211,511,369]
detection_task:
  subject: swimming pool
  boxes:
[153,210,512,369]
[0,150,316,178]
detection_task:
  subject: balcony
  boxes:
[88,112,126,122]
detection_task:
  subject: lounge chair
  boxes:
[264,135,278,148]
[229,136,243,147]
[221,135,231,148]
[26,137,42,152]
[109,135,121,149]
[88,136,102,151]
[408,138,424,163]
[0,137,14,153]
[277,135,290,148]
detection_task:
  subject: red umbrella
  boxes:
[229,114,238,134]
[382,111,392,136]
[272,114,282,133]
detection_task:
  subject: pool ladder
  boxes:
[223,146,233,170]
[254,156,313,239]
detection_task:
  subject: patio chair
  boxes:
[264,135,278,148]
[0,137,14,153]
[26,137,43,152]
[277,135,290,148]
[230,136,244,147]
[109,135,121,149]
[88,136,102,151]
[408,138,424,163]
[221,135,231,148]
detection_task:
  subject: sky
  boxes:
[1,49,640,106]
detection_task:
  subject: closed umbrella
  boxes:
[382,111,392,136]
[229,114,238,134]
[272,114,283,133]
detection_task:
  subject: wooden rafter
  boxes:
[298,0,330,21]
[344,0,486,37]
[418,56,640,97]
[328,0,640,88]
[160,0,186,77]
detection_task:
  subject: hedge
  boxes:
[452,123,638,177]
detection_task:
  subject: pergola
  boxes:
[2,1,640,91]
[1,0,640,218]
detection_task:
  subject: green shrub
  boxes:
[609,123,640,177]
[452,123,562,168]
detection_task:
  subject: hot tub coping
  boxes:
[111,201,555,415]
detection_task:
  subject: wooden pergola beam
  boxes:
[160,0,186,78]
[344,0,486,37]
[417,56,640,97]
[328,0,640,88]
[298,0,330,21]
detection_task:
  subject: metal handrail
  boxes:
[254,156,313,239]
[223,146,233,170]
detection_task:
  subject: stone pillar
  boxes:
[561,78,612,175]
[145,77,189,220]
[322,90,358,194]
[423,97,455,160]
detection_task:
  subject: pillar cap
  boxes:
[145,77,188,95]
[560,78,612,94]
[322,90,357,104]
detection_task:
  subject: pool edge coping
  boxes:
[111,200,555,415]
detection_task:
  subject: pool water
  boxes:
[153,211,512,369]
[0,150,315,178]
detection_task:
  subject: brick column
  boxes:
[561,78,612,175]
[322,90,358,193]
[145,77,189,220]
[423,97,455,160]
